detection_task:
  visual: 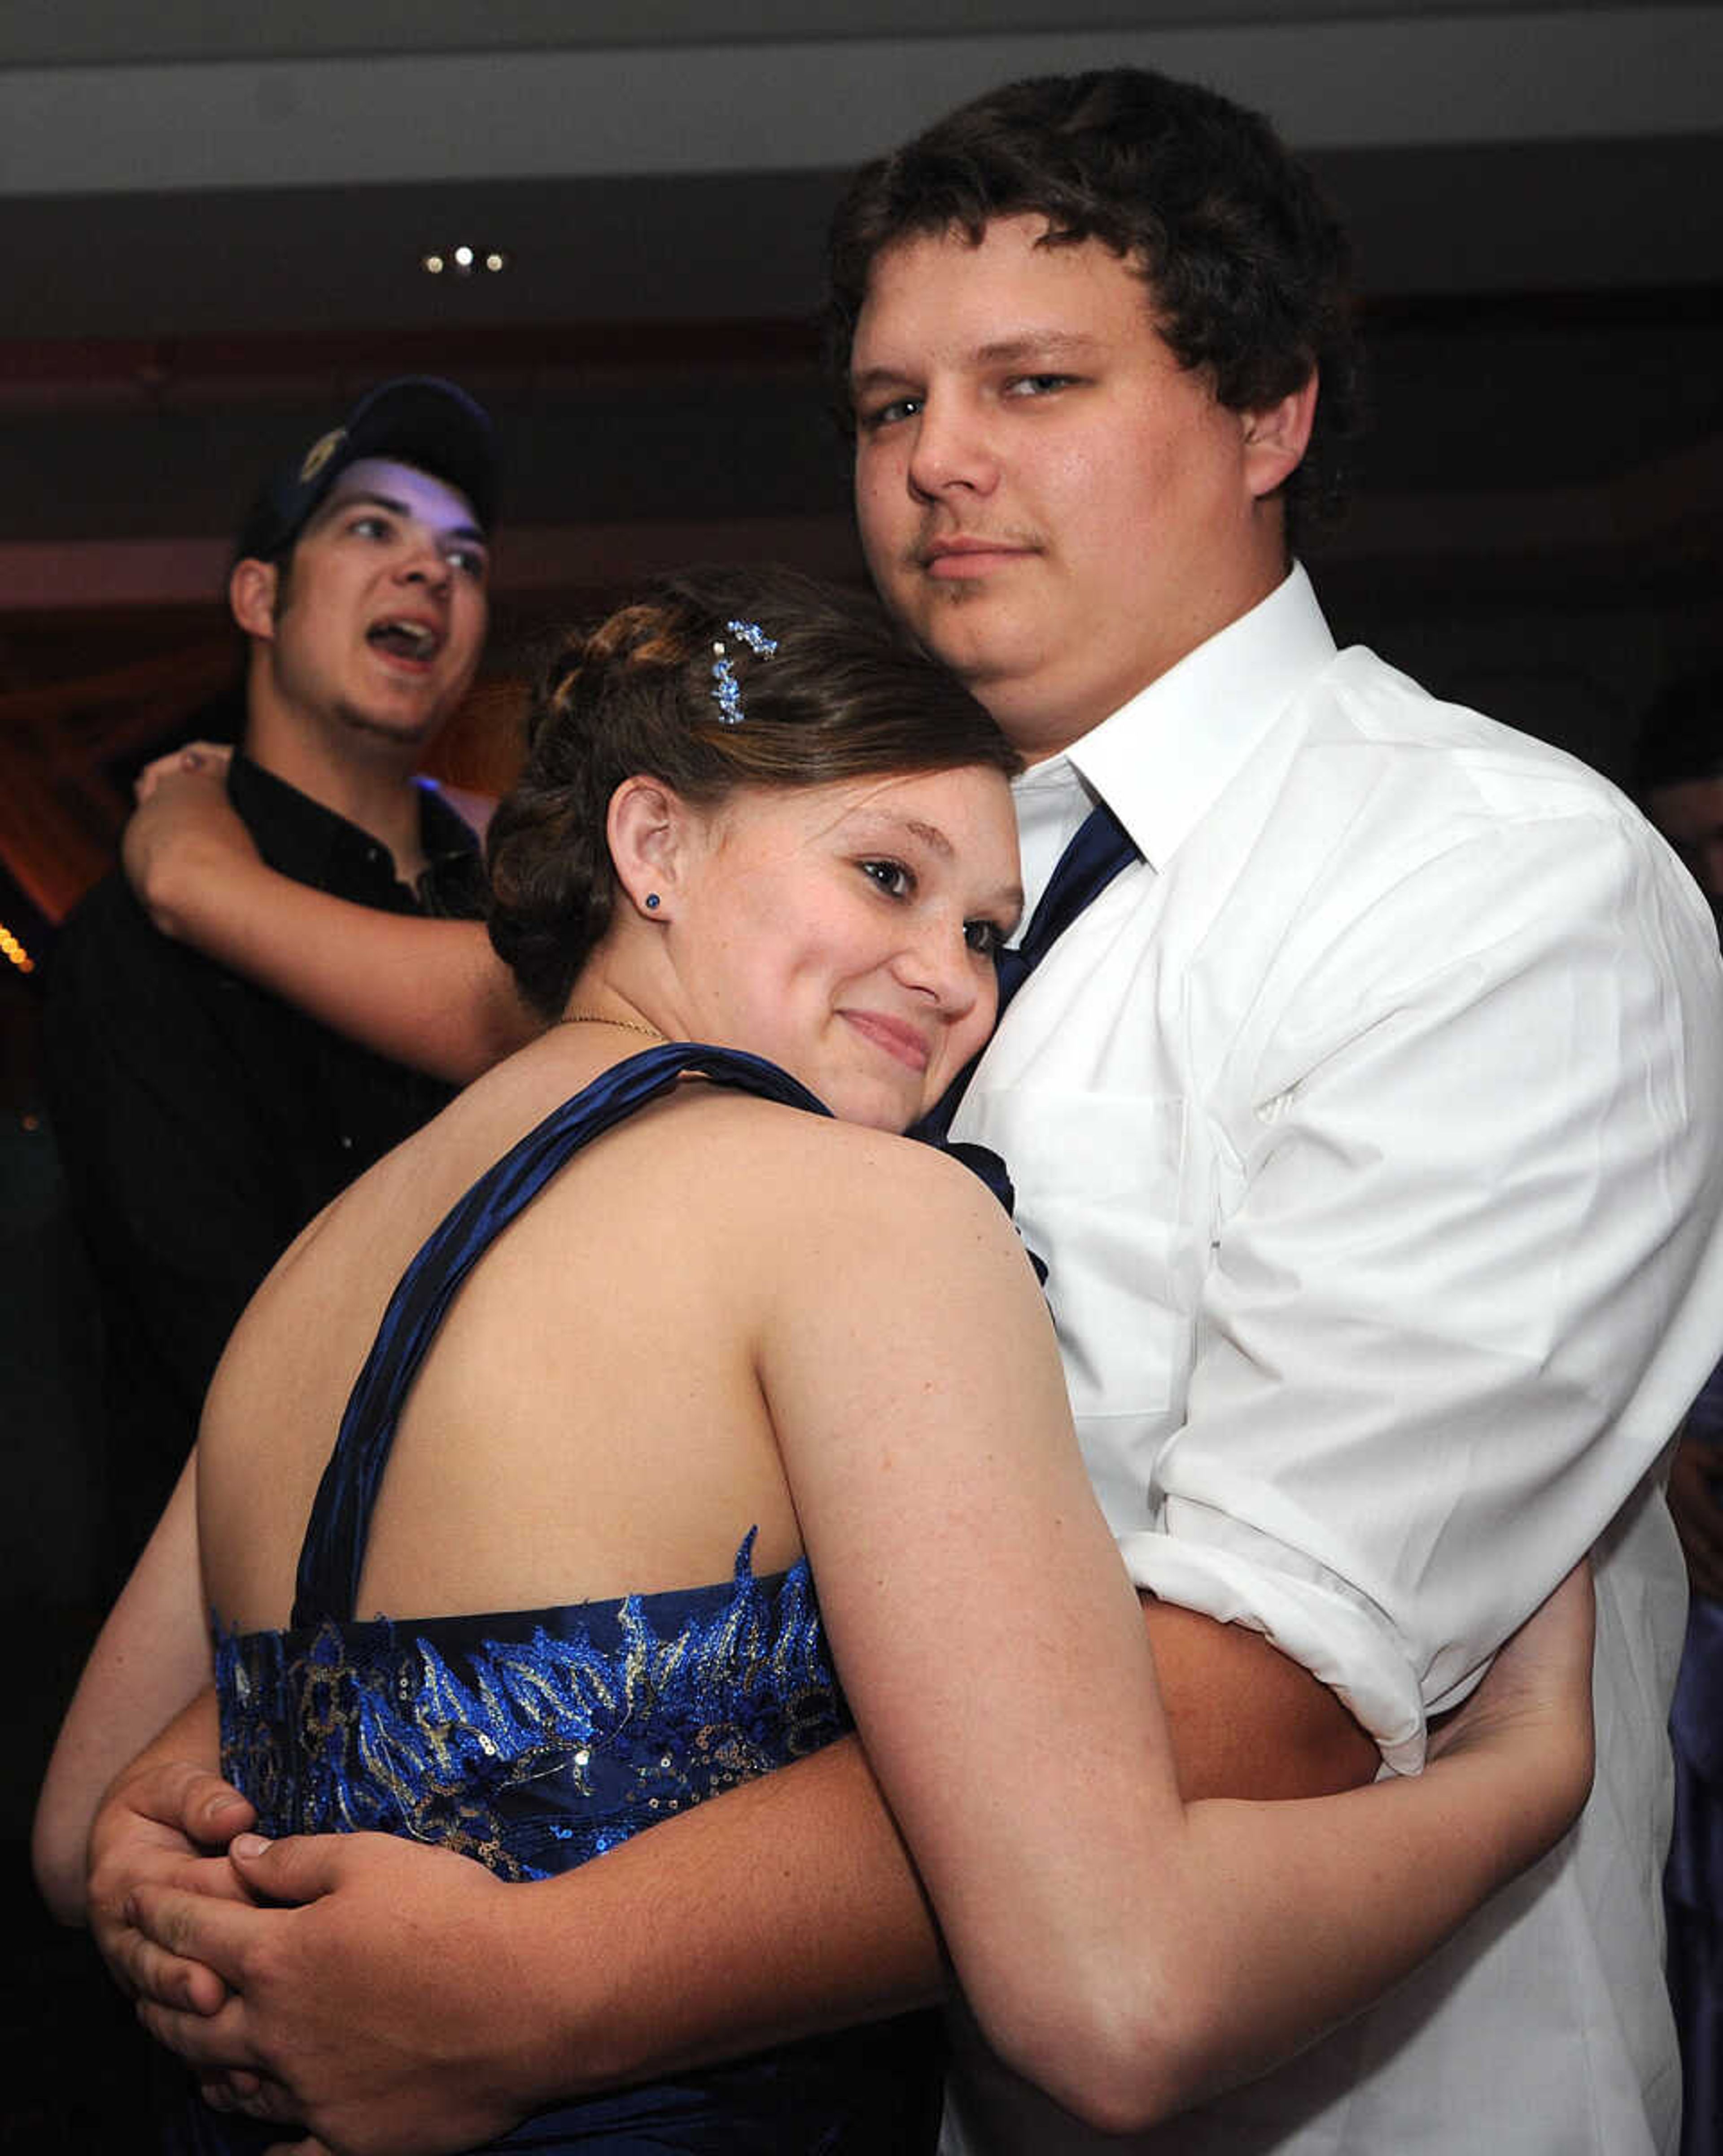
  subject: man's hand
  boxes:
[1667,1434,1723,1600]
[88,1750,257,2017]
[130,1831,545,2156]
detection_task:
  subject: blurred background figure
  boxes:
[44,377,499,1598]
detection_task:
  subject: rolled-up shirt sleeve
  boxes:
[1120,806,1723,1772]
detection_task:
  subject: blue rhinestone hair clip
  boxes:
[710,617,778,726]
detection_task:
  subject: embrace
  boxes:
[38,63,1723,2156]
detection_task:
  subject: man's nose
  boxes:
[397,538,451,590]
[906,394,997,502]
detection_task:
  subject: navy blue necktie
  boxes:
[917,797,1141,1148]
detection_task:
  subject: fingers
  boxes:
[110,1920,234,2017]
[90,1848,249,2009]
[127,1873,275,1993]
[188,1778,259,1848]
[226,1830,345,1905]
[134,741,233,803]
[137,1993,266,2077]
[102,1757,254,1850]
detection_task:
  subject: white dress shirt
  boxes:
[943,567,1723,2155]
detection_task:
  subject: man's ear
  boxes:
[1242,372,1319,500]
[607,775,702,922]
[229,558,280,642]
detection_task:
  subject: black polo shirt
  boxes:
[45,752,485,1583]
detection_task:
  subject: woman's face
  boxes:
[670,763,1023,1132]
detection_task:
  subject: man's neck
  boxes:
[243,698,428,886]
[1002,555,1299,768]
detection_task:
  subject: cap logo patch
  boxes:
[298,428,346,484]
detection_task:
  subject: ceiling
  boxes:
[0,0,1719,930]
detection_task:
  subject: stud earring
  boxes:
[645,893,661,911]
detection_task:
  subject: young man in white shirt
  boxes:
[84,68,1723,2156]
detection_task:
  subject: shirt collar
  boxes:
[1049,563,1337,873]
[228,753,480,897]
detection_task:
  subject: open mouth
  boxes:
[366,617,444,663]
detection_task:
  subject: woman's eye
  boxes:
[860,859,912,898]
[964,919,1005,958]
[446,546,488,581]
[349,514,392,540]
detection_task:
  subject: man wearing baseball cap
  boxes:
[46,377,499,1588]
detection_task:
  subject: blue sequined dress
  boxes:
[175,1045,945,2154]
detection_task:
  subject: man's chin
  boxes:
[334,697,459,753]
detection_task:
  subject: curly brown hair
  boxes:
[826,67,1363,545]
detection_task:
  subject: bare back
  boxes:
[197,1031,836,1632]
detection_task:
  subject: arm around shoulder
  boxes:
[122,762,538,1084]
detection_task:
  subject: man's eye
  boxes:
[964,919,1005,958]
[860,859,912,898]
[858,394,923,432]
[1005,374,1076,398]
[446,547,488,581]
[350,514,392,539]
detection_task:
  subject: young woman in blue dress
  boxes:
[38,568,1594,2153]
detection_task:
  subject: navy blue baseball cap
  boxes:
[234,376,499,563]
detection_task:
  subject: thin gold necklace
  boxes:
[557,1011,665,1041]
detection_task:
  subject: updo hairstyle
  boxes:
[486,564,1019,1018]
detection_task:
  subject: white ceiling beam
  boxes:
[0,7,1711,198]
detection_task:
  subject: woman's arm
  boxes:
[33,1453,219,1923]
[123,752,538,1085]
[762,1132,1593,2134]
[96,1544,1590,2151]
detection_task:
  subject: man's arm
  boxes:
[106,1605,1367,2154]
[1127,805,1723,1765]
[1146,1597,1378,1798]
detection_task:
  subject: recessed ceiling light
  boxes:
[419,245,510,277]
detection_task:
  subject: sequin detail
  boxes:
[218,1533,845,1880]
[709,617,777,725]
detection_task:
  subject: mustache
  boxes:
[905,519,1044,569]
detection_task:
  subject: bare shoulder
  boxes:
[648,1087,1039,1323]
[672,1084,1011,1224]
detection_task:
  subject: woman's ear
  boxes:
[607,776,701,922]
[228,558,280,642]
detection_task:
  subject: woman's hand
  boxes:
[134,739,234,805]
[1425,1559,1596,1860]
[124,741,258,939]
